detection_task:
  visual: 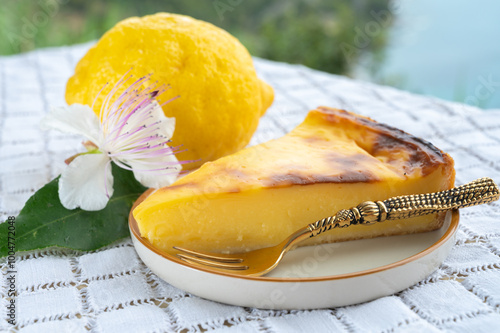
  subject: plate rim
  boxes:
[129,189,460,283]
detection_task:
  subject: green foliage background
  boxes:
[0,0,392,76]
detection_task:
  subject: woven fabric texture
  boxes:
[1,43,500,332]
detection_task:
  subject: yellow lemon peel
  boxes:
[66,13,274,169]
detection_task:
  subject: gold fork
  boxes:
[172,177,499,276]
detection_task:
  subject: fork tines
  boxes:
[173,246,249,271]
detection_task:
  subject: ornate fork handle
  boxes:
[308,177,499,237]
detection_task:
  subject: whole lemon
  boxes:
[65,13,274,169]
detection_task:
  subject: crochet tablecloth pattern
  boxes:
[1,43,500,333]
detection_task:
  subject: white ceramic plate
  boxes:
[129,192,459,309]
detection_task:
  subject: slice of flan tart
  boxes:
[133,107,455,253]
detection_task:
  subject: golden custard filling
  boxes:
[133,107,455,253]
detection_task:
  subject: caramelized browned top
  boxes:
[314,107,451,178]
[150,107,454,199]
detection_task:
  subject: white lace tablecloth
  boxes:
[1,43,500,333]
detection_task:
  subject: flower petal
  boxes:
[130,153,181,188]
[40,104,100,143]
[151,101,176,139]
[114,100,175,147]
[59,153,113,211]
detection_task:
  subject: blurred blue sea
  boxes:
[379,0,500,109]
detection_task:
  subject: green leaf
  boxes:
[0,163,147,257]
